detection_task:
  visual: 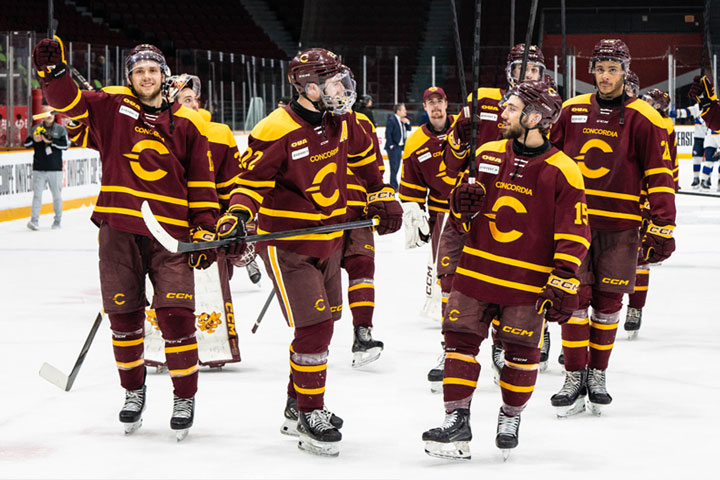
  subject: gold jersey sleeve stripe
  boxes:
[400,180,426,191]
[554,252,583,266]
[52,88,82,112]
[644,167,674,177]
[236,178,276,188]
[428,195,449,205]
[348,154,377,168]
[587,209,642,222]
[428,206,450,213]
[348,143,374,158]
[647,186,676,195]
[165,344,198,354]
[554,233,591,249]
[100,185,189,206]
[584,189,640,202]
[257,228,345,241]
[187,181,217,188]
[229,186,264,204]
[290,360,327,373]
[93,206,189,227]
[259,206,346,221]
[70,110,89,120]
[398,193,426,203]
[189,201,221,209]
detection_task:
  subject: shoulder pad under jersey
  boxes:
[544,150,585,190]
[250,107,302,142]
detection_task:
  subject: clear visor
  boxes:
[506,61,545,87]
[127,53,169,78]
[589,58,628,74]
[319,69,357,115]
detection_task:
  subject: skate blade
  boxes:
[352,347,382,368]
[424,441,471,460]
[280,418,299,437]
[175,428,189,441]
[626,330,639,340]
[429,381,443,394]
[587,399,608,416]
[555,397,586,418]
[298,436,340,457]
[539,360,549,372]
[502,449,512,461]
[123,420,142,435]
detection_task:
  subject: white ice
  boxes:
[1,163,718,479]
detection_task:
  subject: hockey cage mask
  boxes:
[506,44,546,87]
[166,74,202,104]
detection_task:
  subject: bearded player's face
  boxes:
[594,60,625,98]
[130,62,163,103]
[501,96,525,139]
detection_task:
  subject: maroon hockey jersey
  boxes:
[40,74,219,238]
[206,121,241,210]
[346,110,386,221]
[453,139,591,306]
[550,94,676,231]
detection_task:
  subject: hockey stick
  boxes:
[449,0,467,101]
[39,311,103,391]
[517,0,540,85]
[700,0,711,77]
[677,189,720,198]
[467,0,481,183]
[251,289,276,334]
[141,201,379,253]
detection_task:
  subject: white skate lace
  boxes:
[497,410,520,436]
[626,308,641,323]
[307,409,335,432]
[558,370,585,395]
[172,395,194,419]
[439,411,460,430]
[586,368,608,394]
[433,352,445,370]
[122,388,144,413]
[356,326,372,343]
[541,329,551,355]
[492,343,505,370]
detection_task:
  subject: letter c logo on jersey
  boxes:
[485,195,527,243]
[123,139,169,182]
[574,139,613,179]
[305,163,339,207]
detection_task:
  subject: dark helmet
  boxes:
[358,94,373,107]
[590,39,631,73]
[642,88,671,116]
[288,48,342,94]
[506,44,546,86]
[626,70,640,97]
[506,80,562,129]
[125,44,170,83]
[543,73,557,91]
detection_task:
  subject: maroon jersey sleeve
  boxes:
[355,111,385,173]
[701,101,720,131]
[346,112,384,192]
[207,121,241,210]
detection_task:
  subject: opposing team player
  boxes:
[216,49,402,456]
[672,97,708,189]
[422,81,589,460]
[549,39,676,416]
[33,39,219,439]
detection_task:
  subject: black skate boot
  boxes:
[427,348,445,394]
[297,409,342,456]
[246,259,262,284]
[422,408,472,460]
[495,407,521,460]
[624,307,642,339]
[539,325,551,372]
[171,394,195,441]
[491,342,505,386]
[119,385,146,435]
[551,369,587,417]
[586,367,612,415]
[558,352,564,365]
[351,325,384,368]
[280,396,343,436]
[691,177,700,189]
[701,178,712,190]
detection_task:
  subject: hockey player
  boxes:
[33,39,219,439]
[689,74,720,131]
[625,70,640,98]
[700,126,720,190]
[422,81,589,460]
[672,101,708,189]
[549,39,676,416]
[216,49,402,456]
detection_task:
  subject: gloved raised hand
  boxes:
[188,227,217,270]
[32,36,67,79]
[642,221,675,264]
[449,181,486,217]
[366,185,403,235]
[689,75,717,113]
[402,202,431,249]
[216,208,251,259]
[536,274,580,324]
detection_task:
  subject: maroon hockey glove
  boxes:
[449,182,486,217]
[642,222,675,264]
[188,227,217,270]
[536,275,580,324]
[32,37,67,79]
[454,113,473,145]
[366,185,403,235]
[689,75,717,113]
[216,208,250,259]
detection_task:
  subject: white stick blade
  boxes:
[39,362,69,391]
[140,201,180,253]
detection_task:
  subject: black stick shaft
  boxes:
[65,312,103,391]
[251,290,276,334]
[701,0,711,77]
[449,0,467,100]
[518,0,540,84]
[469,0,481,181]
[561,0,568,100]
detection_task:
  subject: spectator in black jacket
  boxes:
[23,107,68,230]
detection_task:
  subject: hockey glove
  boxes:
[689,75,717,114]
[366,185,403,235]
[402,202,431,249]
[32,37,67,79]
[454,110,474,146]
[642,222,675,264]
[536,274,580,324]
[216,208,250,259]
[449,181,486,217]
[188,227,217,270]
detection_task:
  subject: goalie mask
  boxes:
[166,74,202,103]
[506,44,546,87]
[125,44,171,84]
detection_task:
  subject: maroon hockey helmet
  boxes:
[589,39,631,73]
[506,80,562,129]
[506,44,546,86]
[642,88,671,116]
[288,48,342,94]
[125,44,170,82]
[626,70,640,97]
[543,73,557,91]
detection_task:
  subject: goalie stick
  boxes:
[39,311,103,391]
[141,201,378,254]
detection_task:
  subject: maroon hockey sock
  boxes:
[344,255,375,328]
[157,307,198,398]
[628,266,650,309]
[291,320,334,412]
[440,274,453,319]
[589,312,620,370]
[109,310,146,391]
[442,331,481,410]
[499,342,541,412]
[561,314,589,371]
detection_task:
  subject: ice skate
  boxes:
[701,178,711,190]
[624,307,642,340]
[171,394,194,441]
[119,385,146,435]
[551,369,587,417]
[422,408,472,460]
[586,368,612,415]
[539,325,551,372]
[297,409,342,456]
[491,342,505,386]
[495,407,521,461]
[427,350,445,394]
[691,177,700,189]
[351,325,384,368]
[280,396,343,436]
[558,352,564,365]
[246,259,262,284]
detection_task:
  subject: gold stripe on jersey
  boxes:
[585,189,640,202]
[236,178,276,189]
[561,93,593,108]
[257,227,344,242]
[259,206,347,221]
[348,184,367,192]
[466,87,503,102]
[402,128,430,160]
[52,88,82,112]
[554,252,583,266]
[554,233,591,249]
[499,380,534,393]
[217,175,240,189]
[268,245,294,327]
[446,352,478,363]
[70,110,89,121]
[250,108,302,142]
[627,98,667,130]
[455,266,543,293]
[230,186,264,204]
[348,143,374,159]
[401,180,426,191]
[355,111,376,131]
[399,193,426,203]
[94,205,189,227]
[289,360,327,372]
[544,152,585,190]
[103,185,189,205]
[348,153,377,168]
[189,201,220,209]
[462,245,553,273]
[165,344,198,354]
[587,208,642,222]
[347,200,366,207]
[644,167,674,177]
[648,186,676,195]
[174,105,209,136]
[443,377,478,388]
[187,181,217,189]
[428,195,449,205]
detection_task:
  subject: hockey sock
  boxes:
[344,254,375,328]
[628,265,650,309]
[693,156,702,177]
[442,331,481,411]
[109,310,146,391]
[560,310,590,371]
[291,319,334,412]
[499,342,541,415]
[439,274,454,319]
[157,307,198,399]
[589,290,622,370]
